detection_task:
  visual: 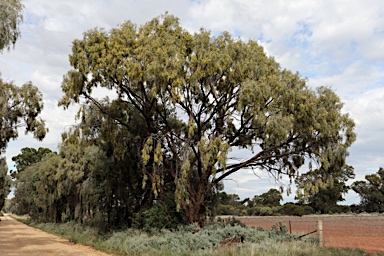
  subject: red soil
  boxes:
[234,215,384,254]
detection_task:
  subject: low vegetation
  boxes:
[14,216,378,256]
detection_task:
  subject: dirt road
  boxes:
[0,215,113,256]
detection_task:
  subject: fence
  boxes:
[292,219,323,246]
[235,215,384,253]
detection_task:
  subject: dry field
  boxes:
[233,215,384,254]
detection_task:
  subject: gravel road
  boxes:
[0,215,114,256]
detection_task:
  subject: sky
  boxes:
[1,0,384,205]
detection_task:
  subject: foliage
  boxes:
[276,203,303,216]
[270,222,289,236]
[213,190,316,217]
[352,168,384,213]
[251,188,283,206]
[132,200,188,232]
[59,13,355,225]
[0,77,48,153]
[0,157,11,210]
[10,100,187,230]
[296,165,355,214]
[0,0,24,52]
[10,147,53,179]
[0,0,47,212]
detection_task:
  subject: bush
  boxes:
[278,204,306,216]
[132,205,187,232]
[105,222,295,254]
[302,205,315,215]
[247,206,274,216]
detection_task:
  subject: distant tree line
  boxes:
[211,167,384,217]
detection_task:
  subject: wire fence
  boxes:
[228,215,384,253]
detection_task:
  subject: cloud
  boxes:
[1,0,384,205]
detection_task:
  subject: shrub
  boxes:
[303,205,315,215]
[132,205,187,232]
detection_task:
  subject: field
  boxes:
[233,215,384,254]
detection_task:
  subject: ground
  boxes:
[236,215,384,254]
[1,214,383,255]
[0,215,112,256]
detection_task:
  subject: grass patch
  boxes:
[11,215,382,256]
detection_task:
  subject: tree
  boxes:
[0,157,11,210]
[0,78,48,153]
[0,1,46,152]
[252,188,283,206]
[296,165,355,213]
[65,100,157,227]
[59,14,356,225]
[10,147,53,179]
[0,0,24,52]
[352,168,384,213]
[0,0,48,211]
[0,73,48,215]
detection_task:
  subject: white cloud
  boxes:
[2,0,384,205]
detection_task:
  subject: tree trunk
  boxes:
[184,181,208,227]
[185,203,205,227]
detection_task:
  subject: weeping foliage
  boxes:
[0,0,24,52]
[295,164,355,213]
[0,77,48,153]
[12,100,186,229]
[58,14,356,225]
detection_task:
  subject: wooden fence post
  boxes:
[317,220,324,247]
[289,220,292,234]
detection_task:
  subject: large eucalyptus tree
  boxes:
[60,14,355,225]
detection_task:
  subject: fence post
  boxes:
[289,220,292,234]
[317,220,324,247]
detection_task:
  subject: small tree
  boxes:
[296,165,355,213]
[352,168,384,213]
[252,188,283,206]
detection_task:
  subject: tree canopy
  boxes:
[252,188,283,206]
[0,0,24,52]
[296,164,355,213]
[0,78,48,154]
[10,147,53,178]
[59,14,355,225]
[352,168,384,213]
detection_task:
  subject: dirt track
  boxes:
[237,215,384,254]
[0,215,113,256]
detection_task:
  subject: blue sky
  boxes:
[1,0,384,204]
